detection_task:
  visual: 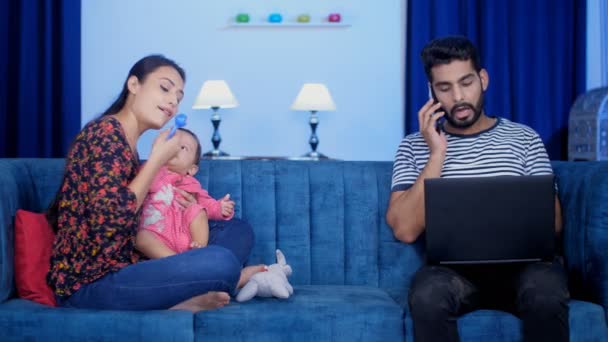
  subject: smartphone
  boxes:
[427,83,444,133]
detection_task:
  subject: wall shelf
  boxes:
[227,23,351,28]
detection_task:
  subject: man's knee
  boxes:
[517,263,569,315]
[409,285,452,319]
[519,292,569,318]
[408,267,472,318]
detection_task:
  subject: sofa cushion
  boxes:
[14,210,56,306]
[567,299,608,341]
[457,310,522,342]
[0,298,194,341]
[403,299,608,341]
[194,285,404,341]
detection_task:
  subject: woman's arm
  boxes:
[129,158,165,210]
[129,131,182,210]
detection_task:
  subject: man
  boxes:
[386,36,569,342]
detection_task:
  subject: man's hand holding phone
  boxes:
[418,96,447,157]
[427,84,446,134]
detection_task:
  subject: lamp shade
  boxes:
[290,83,336,111]
[192,80,239,109]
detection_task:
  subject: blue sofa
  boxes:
[0,158,607,341]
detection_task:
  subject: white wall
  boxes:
[82,0,404,161]
[586,0,607,90]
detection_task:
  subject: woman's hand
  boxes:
[149,130,183,166]
[129,130,183,210]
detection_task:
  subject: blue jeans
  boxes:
[57,218,254,310]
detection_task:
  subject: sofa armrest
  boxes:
[552,161,608,311]
[0,160,22,302]
[0,158,51,303]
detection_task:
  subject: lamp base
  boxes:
[302,151,329,160]
[203,149,229,158]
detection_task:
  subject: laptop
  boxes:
[424,175,555,265]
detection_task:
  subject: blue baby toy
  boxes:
[167,113,187,140]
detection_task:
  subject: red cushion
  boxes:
[14,209,57,306]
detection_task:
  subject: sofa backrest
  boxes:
[3,159,607,309]
[552,161,608,308]
[194,160,423,304]
[0,159,62,301]
[0,159,423,304]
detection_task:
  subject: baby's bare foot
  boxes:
[238,264,267,288]
[170,291,230,312]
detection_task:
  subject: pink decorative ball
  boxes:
[328,13,341,23]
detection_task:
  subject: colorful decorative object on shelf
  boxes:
[228,11,350,27]
[297,14,311,23]
[236,13,250,23]
[328,13,341,23]
[268,13,283,23]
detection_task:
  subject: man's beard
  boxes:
[444,92,484,129]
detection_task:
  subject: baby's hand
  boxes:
[219,194,235,217]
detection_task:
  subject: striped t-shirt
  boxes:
[391,117,553,192]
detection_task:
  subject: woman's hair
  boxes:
[101,54,186,116]
[178,128,202,166]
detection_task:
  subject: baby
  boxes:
[136,128,235,258]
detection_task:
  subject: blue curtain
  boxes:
[0,0,81,158]
[406,0,586,160]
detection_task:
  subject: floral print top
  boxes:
[47,116,141,297]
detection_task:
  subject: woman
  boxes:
[47,55,262,311]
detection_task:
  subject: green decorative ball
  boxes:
[236,13,250,23]
[297,14,311,23]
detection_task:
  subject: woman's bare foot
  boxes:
[238,264,267,288]
[170,291,230,312]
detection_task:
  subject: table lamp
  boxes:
[291,83,336,159]
[192,80,239,157]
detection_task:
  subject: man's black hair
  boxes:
[420,36,482,81]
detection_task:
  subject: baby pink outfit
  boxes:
[139,166,233,253]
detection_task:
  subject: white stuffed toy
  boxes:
[236,249,293,302]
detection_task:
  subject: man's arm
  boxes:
[386,153,444,243]
[387,99,446,243]
[521,129,560,234]
[554,195,562,235]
